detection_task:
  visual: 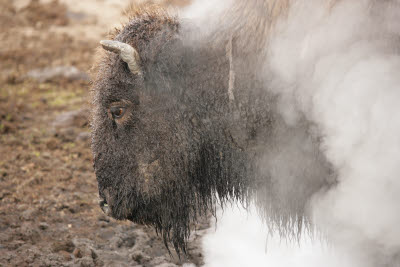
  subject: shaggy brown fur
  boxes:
[91,2,333,254]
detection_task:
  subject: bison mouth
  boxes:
[97,186,158,222]
[96,182,210,254]
[99,197,111,216]
[98,187,117,218]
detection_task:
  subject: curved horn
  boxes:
[100,40,142,75]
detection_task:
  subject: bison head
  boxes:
[91,5,333,254]
[91,9,254,253]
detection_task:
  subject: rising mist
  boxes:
[183,0,400,266]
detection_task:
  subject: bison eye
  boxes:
[110,106,126,119]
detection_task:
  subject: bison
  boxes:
[91,2,332,253]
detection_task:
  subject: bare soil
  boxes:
[0,1,208,266]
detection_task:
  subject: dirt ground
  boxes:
[0,0,208,266]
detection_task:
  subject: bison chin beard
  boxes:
[97,140,253,255]
[112,184,215,255]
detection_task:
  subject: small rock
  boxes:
[52,240,75,253]
[21,208,36,221]
[97,215,110,223]
[10,223,19,229]
[76,131,90,142]
[97,221,109,228]
[78,256,94,267]
[90,249,98,260]
[59,250,72,261]
[17,204,28,210]
[149,257,172,266]
[12,0,30,11]
[39,222,49,230]
[26,66,89,83]
[20,223,40,242]
[52,109,88,129]
[68,207,76,214]
[41,152,51,159]
[0,121,16,134]
[110,236,123,249]
[121,236,136,248]
[73,248,82,258]
[46,139,59,150]
[131,251,150,264]
[155,263,179,267]
[66,11,88,21]
[0,191,10,200]
[58,128,76,142]
[97,229,115,240]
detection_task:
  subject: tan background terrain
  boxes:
[0,0,208,266]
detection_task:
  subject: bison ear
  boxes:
[100,40,142,75]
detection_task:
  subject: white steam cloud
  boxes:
[183,0,400,266]
[203,205,360,267]
[268,0,400,266]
